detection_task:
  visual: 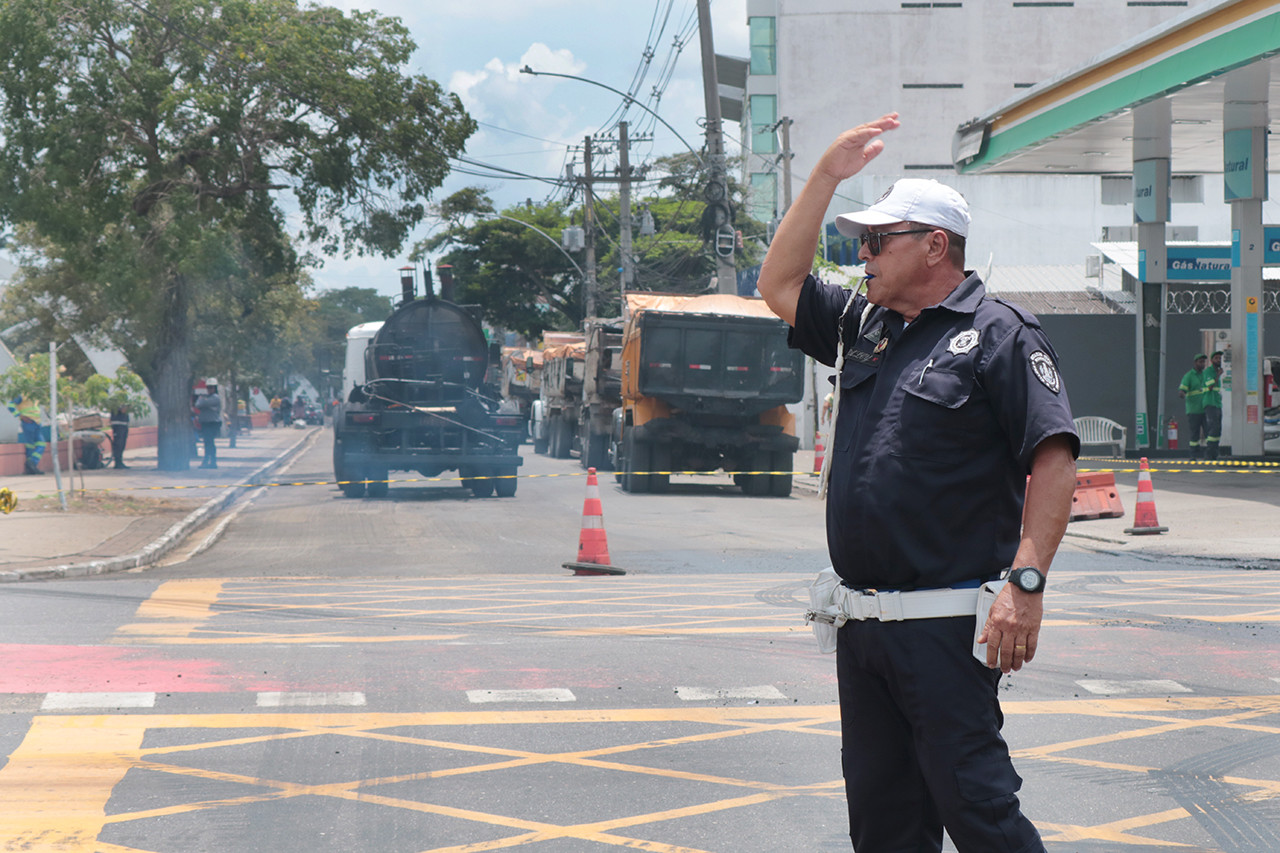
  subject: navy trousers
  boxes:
[837,615,1044,852]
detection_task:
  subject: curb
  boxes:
[0,428,321,583]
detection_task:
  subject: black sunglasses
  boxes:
[859,228,933,256]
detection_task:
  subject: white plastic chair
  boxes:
[1073,416,1127,456]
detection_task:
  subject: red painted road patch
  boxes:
[0,644,289,693]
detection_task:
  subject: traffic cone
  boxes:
[1123,457,1168,535]
[813,431,826,474]
[563,468,625,575]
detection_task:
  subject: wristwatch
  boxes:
[1007,566,1046,594]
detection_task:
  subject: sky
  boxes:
[319,0,751,300]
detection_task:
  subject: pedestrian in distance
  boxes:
[6,396,48,475]
[109,405,130,469]
[756,113,1080,852]
[1178,352,1214,460]
[195,380,223,468]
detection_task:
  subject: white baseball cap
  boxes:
[834,179,970,239]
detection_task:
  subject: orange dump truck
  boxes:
[611,293,805,496]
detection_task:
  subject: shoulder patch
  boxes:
[1029,351,1061,394]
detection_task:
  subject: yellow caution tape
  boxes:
[2,460,1276,499]
[0,487,16,514]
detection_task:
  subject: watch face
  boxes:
[1013,568,1043,592]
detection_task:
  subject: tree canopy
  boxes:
[0,0,474,468]
[421,162,767,340]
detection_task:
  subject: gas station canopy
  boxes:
[951,0,1279,455]
[953,0,1280,176]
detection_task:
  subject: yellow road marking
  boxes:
[5,695,1278,850]
[1040,807,1197,846]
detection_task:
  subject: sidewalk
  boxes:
[0,424,320,582]
[791,449,1280,564]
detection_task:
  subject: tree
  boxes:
[0,353,149,418]
[309,286,394,393]
[421,159,769,339]
[421,193,583,339]
[0,0,475,468]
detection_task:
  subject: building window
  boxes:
[750,173,778,224]
[750,94,777,155]
[749,17,776,76]
[902,83,964,89]
[825,222,858,266]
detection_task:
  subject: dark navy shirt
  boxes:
[790,273,1079,590]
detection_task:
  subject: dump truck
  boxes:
[531,324,624,467]
[534,335,586,458]
[499,346,543,442]
[610,293,805,496]
[332,291,523,498]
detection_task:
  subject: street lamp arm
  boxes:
[519,65,705,168]
[491,214,586,282]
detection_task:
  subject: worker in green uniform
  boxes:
[1201,350,1224,459]
[1178,352,1215,460]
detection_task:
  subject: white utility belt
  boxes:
[805,567,1005,657]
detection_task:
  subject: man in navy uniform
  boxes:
[757,114,1079,852]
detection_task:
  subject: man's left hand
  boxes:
[979,585,1043,673]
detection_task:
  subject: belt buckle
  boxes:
[852,589,876,621]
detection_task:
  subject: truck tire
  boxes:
[334,441,367,498]
[533,428,549,455]
[340,473,367,498]
[769,451,793,497]
[554,416,574,459]
[495,467,518,497]
[621,433,650,493]
[366,467,389,498]
[583,430,609,471]
[649,442,671,493]
[469,477,495,498]
[546,415,560,457]
[741,449,773,497]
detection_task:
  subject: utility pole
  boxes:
[696,0,736,295]
[582,135,598,321]
[618,121,634,300]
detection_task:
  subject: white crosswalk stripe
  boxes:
[674,686,788,701]
[466,688,576,703]
[41,692,156,710]
[256,692,367,707]
[1076,679,1191,695]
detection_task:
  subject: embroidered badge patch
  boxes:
[947,329,979,356]
[1029,351,1061,394]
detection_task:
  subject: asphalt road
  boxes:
[1,437,1278,852]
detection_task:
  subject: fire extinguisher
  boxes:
[1167,416,1179,450]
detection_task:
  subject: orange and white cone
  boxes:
[813,431,826,474]
[1123,457,1168,535]
[564,468,624,575]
